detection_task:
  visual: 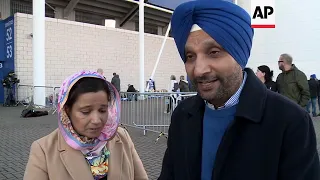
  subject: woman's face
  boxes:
[256,69,265,80]
[67,90,109,138]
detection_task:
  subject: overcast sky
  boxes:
[148,0,191,10]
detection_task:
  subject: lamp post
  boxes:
[33,0,46,106]
[139,0,145,93]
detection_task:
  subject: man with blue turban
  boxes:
[158,1,319,180]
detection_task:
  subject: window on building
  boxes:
[10,0,55,18]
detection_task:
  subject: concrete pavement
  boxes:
[0,106,167,180]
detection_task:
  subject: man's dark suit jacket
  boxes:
[158,68,320,180]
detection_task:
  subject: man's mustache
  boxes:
[193,76,218,84]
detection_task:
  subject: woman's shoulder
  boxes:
[33,128,59,150]
[114,127,132,145]
[271,80,277,87]
[265,80,276,86]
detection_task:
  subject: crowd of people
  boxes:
[255,53,320,118]
[97,68,121,93]
[255,54,310,108]
[23,1,319,180]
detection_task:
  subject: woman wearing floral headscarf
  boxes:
[24,71,148,180]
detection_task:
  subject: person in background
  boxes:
[97,68,103,75]
[169,75,179,92]
[127,84,137,93]
[127,84,138,101]
[256,65,277,92]
[165,75,178,114]
[317,78,320,116]
[147,78,156,92]
[178,75,189,102]
[307,74,319,117]
[276,54,310,107]
[24,71,148,180]
[97,68,106,79]
[179,75,189,92]
[111,73,121,92]
[158,1,319,180]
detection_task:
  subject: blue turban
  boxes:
[171,0,254,69]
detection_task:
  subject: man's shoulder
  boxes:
[173,95,200,114]
[295,69,307,78]
[265,90,307,120]
[276,72,284,81]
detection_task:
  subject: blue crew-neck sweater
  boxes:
[201,104,237,180]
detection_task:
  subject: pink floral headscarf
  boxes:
[57,70,121,152]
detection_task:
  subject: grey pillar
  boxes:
[54,7,75,21]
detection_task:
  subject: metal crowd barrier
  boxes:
[16,85,60,114]
[120,92,197,142]
[51,87,60,114]
[15,85,197,141]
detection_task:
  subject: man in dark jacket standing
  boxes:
[158,1,319,180]
[276,54,310,107]
[307,74,319,117]
[111,72,120,92]
[179,75,189,92]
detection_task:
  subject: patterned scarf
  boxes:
[57,70,121,180]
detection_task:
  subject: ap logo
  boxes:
[251,0,275,28]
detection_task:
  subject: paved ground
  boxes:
[0,106,167,180]
[121,97,172,134]
[1,105,320,180]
